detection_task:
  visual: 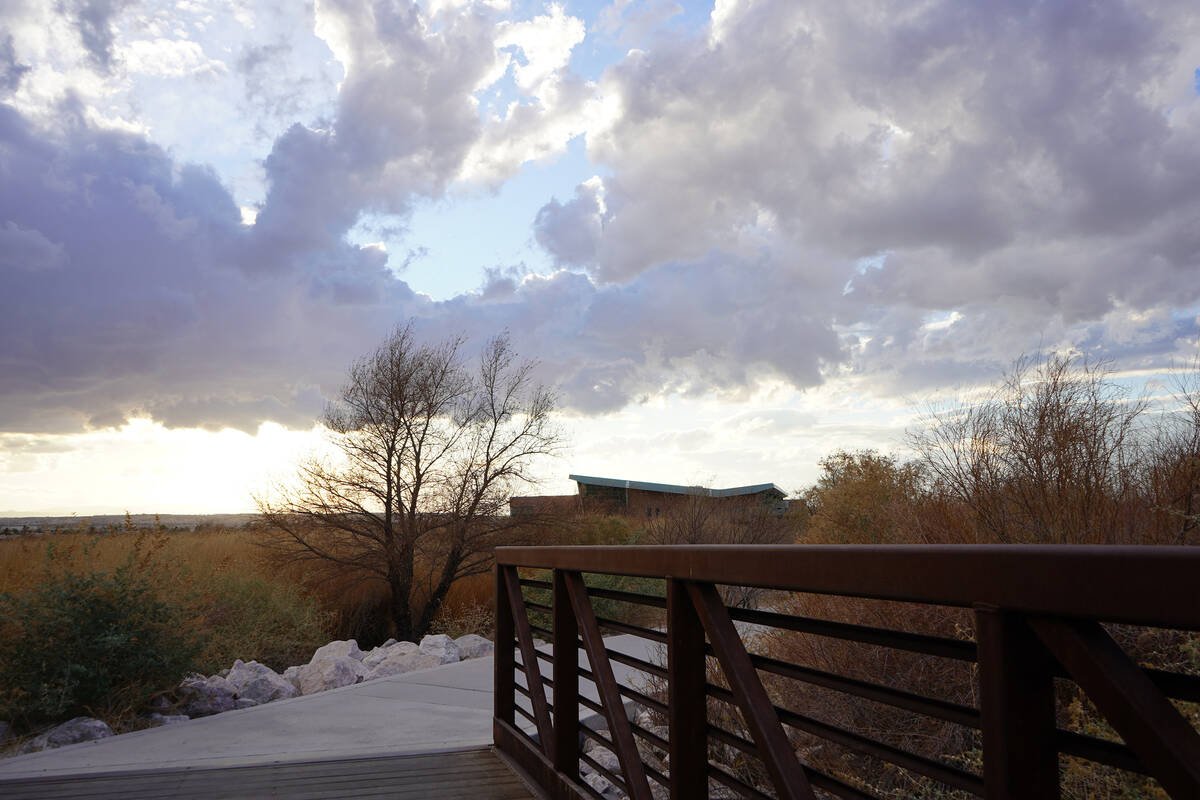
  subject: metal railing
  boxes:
[492,545,1200,799]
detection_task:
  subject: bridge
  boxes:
[1,544,1198,798]
[494,544,1200,799]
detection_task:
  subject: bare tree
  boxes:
[258,325,560,640]
[644,492,796,608]
[1144,358,1200,544]
[910,354,1148,544]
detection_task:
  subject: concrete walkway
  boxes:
[0,635,660,780]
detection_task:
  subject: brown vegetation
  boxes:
[754,355,1200,797]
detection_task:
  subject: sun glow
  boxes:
[0,420,330,516]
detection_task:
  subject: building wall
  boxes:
[509,495,582,516]
[624,488,694,520]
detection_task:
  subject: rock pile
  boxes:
[12,633,494,756]
[180,634,494,715]
[16,717,113,755]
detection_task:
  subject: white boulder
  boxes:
[419,634,460,664]
[296,654,367,695]
[310,639,364,662]
[364,648,441,681]
[179,674,238,716]
[19,717,113,754]
[282,665,302,691]
[226,659,299,704]
[362,640,418,669]
[454,634,494,660]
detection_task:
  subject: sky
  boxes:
[1,0,1199,514]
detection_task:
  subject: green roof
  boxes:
[569,474,784,498]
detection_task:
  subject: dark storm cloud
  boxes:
[59,0,136,72]
[0,94,430,433]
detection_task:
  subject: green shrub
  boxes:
[184,571,330,672]
[0,564,201,732]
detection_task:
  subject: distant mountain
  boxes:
[0,513,261,532]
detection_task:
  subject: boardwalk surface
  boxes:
[0,635,657,798]
[0,747,537,799]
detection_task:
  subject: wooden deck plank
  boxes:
[5,759,510,792]
[14,765,527,799]
[0,747,539,800]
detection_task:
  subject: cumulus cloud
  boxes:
[60,0,136,72]
[459,2,599,185]
[595,0,683,46]
[536,0,1200,386]
[0,35,30,95]
[0,0,483,434]
[119,37,226,77]
[0,222,66,271]
[534,176,605,266]
[4,0,1200,441]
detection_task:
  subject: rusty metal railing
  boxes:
[492,545,1200,799]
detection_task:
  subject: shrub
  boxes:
[181,571,331,673]
[0,563,201,732]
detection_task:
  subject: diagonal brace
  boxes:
[563,570,654,800]
[501,564,556,762]
[1030,617,1200,799]
[688,581,817,800]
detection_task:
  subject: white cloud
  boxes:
[4,0,1200,450]
[119,37,226,77]
[495,3,583,98]
[459,3,596,185]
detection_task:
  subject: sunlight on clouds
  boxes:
[495,3,584,97]
[0,420,330,515]
[539,377,921,498]
[458,3,598,185]
[119,38,225,77]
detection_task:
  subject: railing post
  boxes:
[667,578,707,800]
[974,605,1059,800]
[495,562,515,727]
[553,569,580,781]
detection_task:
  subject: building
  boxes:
[508,494,582,517]
[568,474,788,518]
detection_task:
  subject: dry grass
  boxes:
[0,526,331,673]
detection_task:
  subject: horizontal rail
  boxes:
[710,717,954,799]
[591,615,668,643]
[579,751,628,797]
[497,545,1200,629]
[605,648,667,680]
[1057,729,1145,774]
[707,762,773,800]
[747,650,981,728]
[728,606,978,661]
[580,727,671,789]
[577,664,669,715]
[707,684,984,794]
[518,578,553,591]
[585,586,668,609]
